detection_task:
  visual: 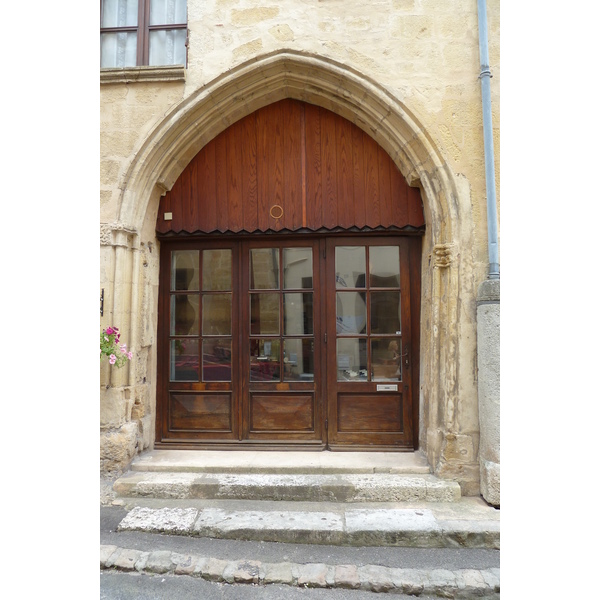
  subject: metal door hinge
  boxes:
[324,332,327,343]
[325,418,328,431]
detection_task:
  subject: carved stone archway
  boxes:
[111,50,478,492]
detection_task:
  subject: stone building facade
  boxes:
[100,0,500,503]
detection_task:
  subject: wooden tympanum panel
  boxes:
[156,99,424,235]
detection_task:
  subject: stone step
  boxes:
[113,471,461,503]
[127,449,433,475]
[113,500,499,549]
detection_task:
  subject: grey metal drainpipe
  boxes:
[477,0,500,280]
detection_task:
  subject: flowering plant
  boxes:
[100,326,133,368]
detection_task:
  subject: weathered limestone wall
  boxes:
[100,0,500,493]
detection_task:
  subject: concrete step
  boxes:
[112,498,499,549]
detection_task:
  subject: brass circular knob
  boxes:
[269,204,284,220]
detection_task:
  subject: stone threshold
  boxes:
[128,449,432,475]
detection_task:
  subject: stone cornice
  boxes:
[100,65,186,85]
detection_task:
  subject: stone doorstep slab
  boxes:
[117,506,499,549]
[128,450,432,475]
[100,544,501,597]
[112,471,461,503]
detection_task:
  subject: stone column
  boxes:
[476,279,500,506]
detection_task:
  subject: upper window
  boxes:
[100,0,187,68]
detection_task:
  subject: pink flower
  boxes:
[105,327,115,335]
[120,343,127,353]
[109,354,117,365]
[127,351,133,360]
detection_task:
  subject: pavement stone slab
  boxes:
[261,561,294,585]
[100,545,118,567]
[117,506,198,534]
[334,564,361,589]
[145,550,176,574]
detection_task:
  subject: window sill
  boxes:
[100,65,186,85]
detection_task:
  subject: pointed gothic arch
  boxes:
[112,50,476,479]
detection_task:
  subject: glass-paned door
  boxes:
[242,240,324,443]
[325,237,414,448]
[158,241,239,442]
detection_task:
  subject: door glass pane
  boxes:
[101,0,138,27]
[149,29,187,66]
[336,292,366,335]
[250,339,281,381]
[203,249,231,291]
[283,248,313,289]
[250,249,280,289]
[170,295,199,335]
[100,32,137,67]
[202,294,232,336]
[150,0,187,24]
[337,338,367,381]
[170,339,198,381]
[283,339,314,381]
[335,247,366,288]
[171,250,199,291]
[370,291,401,334]
[369,246,400,287]
[371,338,402,381]
[203,339,231,382]
[284,293,313,335]
[250,293,280,335]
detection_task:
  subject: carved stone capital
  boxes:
[432,243,455,268]
[100,223,139,248]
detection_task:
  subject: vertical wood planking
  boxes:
[320,108,338,229]
[155,99,425,235]
[390,161,408,226]
[269,102,285,231]
[283,100,303,230]
[377,145,392,228]
[215,134,229,232]
[200,140,218,233]
[169,176,183,232]
[256,107,271,231]
[352,127,366,229]
[227,124,243,232]
[364,134,380,227]
[407,186,425,227]
[304,103,322,230]
[336,117,354,229]
[187,156,199,232]
[241,112,258,232]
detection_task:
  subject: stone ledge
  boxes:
[100,65,186,85]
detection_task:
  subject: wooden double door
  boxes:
[157,235,420,450]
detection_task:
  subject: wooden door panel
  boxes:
[336,393,403,433]
[249,393,315,433]
[169,392,233,432]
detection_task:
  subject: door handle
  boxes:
[401,347,409,367]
